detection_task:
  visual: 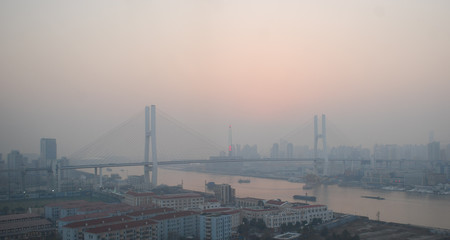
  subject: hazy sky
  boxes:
[1,1,450,157]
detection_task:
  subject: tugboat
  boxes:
[361,195,385,200]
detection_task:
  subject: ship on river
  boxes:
[361,195,385,200]
[293,194,317,202]
[238,179,250,183]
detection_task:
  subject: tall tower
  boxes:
[144,105,158,188]
[228,125,232,158]
[144,106,150,185]
[151,105,158,187]
[314,114,328,176]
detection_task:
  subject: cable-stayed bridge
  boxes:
[3,105,436,193]
[54,105,348,190]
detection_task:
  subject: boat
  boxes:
[238,179,250,183]
[302,183,313,190]
[361,196,385,200]
[293,195,317,201]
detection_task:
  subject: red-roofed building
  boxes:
[57,212,110,234]
[127,208,175,220]
[124,191,155,206]
[61,215,132,240]
[152,193,204,210]
[84,219,158,240]
[0,213,41,224]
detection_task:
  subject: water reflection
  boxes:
[93,167,450,230]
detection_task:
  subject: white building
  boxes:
[152,193,204,210]
[264,204,333,229]
[198,213,232,240]
[201,199,221,210]
[123,191,155,206]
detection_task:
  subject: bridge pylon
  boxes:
[314,114,328,176]
[144,105,158,188]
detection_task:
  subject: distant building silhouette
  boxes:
[428,141,440,161]
[287,143,294,159]
[40,138,56,168]
[271,143,279,159]
[7,150,27,189]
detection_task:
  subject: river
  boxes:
[99,166,450,230]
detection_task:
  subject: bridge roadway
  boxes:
[0,158,434,173]
[60,158,320,170]
[59,158,431,170]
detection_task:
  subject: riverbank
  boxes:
[329,214,450,239]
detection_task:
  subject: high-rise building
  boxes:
[7,150,27,188]
[287,143,294,159]
[428,141,440,161]
[214,184,235,205]
[7,150,27,170]
[40,138,57,168]
[271,143,279,159]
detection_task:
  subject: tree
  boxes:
[320,226,329,237]
[341,229,351,239]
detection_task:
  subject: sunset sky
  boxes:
[1,1,450,157]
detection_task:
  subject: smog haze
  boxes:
[1,1,450,156]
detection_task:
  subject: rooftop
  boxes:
[125,191,156,197]
[266,200,288,206]
[151,211,197,221]
[58,212,110,222]
[85,219,158,234]
[63,216,132,229]
[236,197,264,202]
[202,208,232,213]
[242,208,278,212]
[292,204,326,209]
[152,193,202,200]
[45,200,88,208]
[0,213,40,222]
[0,219,52,232]
[127,208,175,217]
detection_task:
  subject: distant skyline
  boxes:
[1,1,450,157]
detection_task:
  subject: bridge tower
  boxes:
[314,114,328,176]
[144,105,158,188]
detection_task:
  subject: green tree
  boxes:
[320,226,329,237]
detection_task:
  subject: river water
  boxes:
[100,167,450,230]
